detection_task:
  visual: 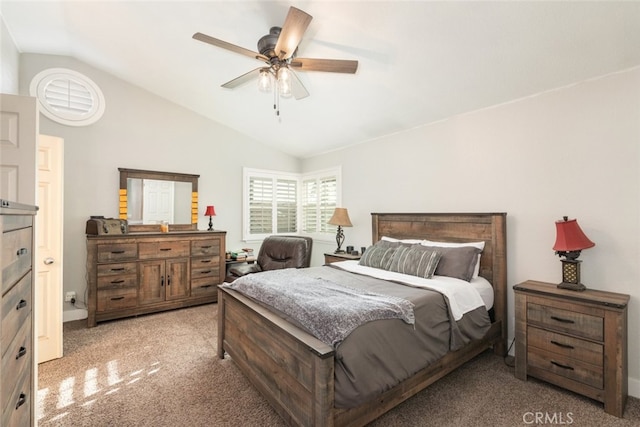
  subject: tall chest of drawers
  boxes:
[1,200,37,427]
[86,231,226,327]
[514,280,629,417]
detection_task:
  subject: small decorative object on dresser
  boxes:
[1,200,38,427]
[552,216,595,291]
[324,251,361,265]
[514,280,629,417]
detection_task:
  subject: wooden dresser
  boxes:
[87,231,226,327]
[514,280,629,417]
[1,200,37,427]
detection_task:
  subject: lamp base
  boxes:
[557,282,586,291]
[334,249,346,254]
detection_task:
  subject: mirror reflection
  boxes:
[126,178,193,225]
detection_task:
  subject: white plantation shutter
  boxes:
[244,167,341,241]
[276,178,297,233]
[29,68,105,126]
[248,176,273,234]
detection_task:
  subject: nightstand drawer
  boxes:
[528,326,603,366]
[527,302,603,341]
[528,347,603,389]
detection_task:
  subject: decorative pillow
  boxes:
[422,245,481,282]
[421,240,485,278]
[358,240,400,270]
[388,245,442,279]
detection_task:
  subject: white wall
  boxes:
[303,67,640,397]
[0,16,19,94]
[18,53,301,318]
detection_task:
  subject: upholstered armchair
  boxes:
[228,235,313,279]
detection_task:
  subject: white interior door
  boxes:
[0,93,38,203]
[142,179,174,223]
[36,134,64,363]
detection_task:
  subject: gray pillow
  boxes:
[388,245,442,279]
[358,240,399,270]
[422,245,481,282]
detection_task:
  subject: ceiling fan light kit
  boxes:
[193,6,358,116]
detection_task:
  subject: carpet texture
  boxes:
[37,304,639,426]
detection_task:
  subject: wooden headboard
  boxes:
[371,212,507,353]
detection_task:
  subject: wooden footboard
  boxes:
[218,287,336,426]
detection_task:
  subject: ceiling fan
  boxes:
[193,6,358,114]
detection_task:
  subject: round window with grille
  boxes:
[29,68,105,126]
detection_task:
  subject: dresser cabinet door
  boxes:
[139,260,165,305]
[165,258,190,301]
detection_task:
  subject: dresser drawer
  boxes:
[191,278,218,297]
[97,243,138,262]
[527,302,603,341]
[1,320,31,412]
[1,272,32,349]
[97,274,137,290]
[139,241,190,259]
[1,227,32,295]
[1,360,31,427]
[97,262,137,277]
[528,326,603,366]
[191,239,220,257]
[97,287,137,312]
[528,347,603,389]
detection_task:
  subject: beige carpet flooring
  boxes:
[37,304,639,426]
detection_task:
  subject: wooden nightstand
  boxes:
[324,252,361,265]
[513,280,629,417]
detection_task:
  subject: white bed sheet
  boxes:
[331,260,493,320]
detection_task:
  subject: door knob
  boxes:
[44,257,55,265]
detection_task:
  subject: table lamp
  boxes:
[552,216,595,291]
[204,205,216,231]
[328,208,352,253]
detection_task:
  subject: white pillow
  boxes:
[421,240,485,278]
[381,236,423,245]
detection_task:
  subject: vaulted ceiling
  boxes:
[2,1,639,158]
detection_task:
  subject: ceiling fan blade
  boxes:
[290,58,358,74]
[193,32,269,62]
[289,69,310,100]
[221,68,262,89]
[274,7,312,60]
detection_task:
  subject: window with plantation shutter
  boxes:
[29,68,105,126]
[243,167,341,242]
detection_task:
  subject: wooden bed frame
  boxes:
[217,213,507,426]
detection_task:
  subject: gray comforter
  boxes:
[226,265,491,408]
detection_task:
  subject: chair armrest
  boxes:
[229,263,261,277]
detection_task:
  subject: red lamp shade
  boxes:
[204,206,216,217]
[553,217,595,252]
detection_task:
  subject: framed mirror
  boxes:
[118,168,199,232]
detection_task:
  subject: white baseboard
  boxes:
[630,377,640,399]
[63,308,88,322]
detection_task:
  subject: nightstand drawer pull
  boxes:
[110,296,125,301]
[550,315,574,324]
[551,360,574,370]
[550,340,574,350]
[160,248,172,251]
[200,270,212,274]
